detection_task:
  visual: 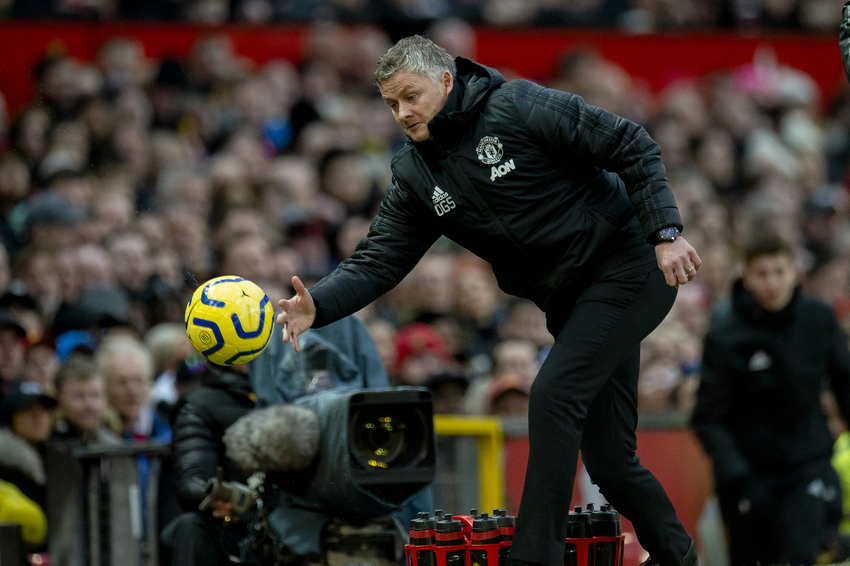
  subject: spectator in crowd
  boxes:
[97,334,180,535]
[0,309,28,397]
[425,370,470,414]
[144,322,195,420]
[392,322,457,386]
[22,339,58,391]
[692,233,850,565]
[0,0,842,31]
[52,354,122,444]
[450,256,507,371]
[97,335,169,442]
[0,381,55,519]
[464,338,538,415]
[0,153,30,255]
[497,299,554,355]
[0,285,47,345]
[486,373,530,418]
[107,230,160,332]
[13,246,65,330]
[365,317,398,374]
[491,339,539,382]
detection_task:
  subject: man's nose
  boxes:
[398,102,413,119]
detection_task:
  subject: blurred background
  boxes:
[0,1,847,565]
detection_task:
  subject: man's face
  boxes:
[59,376,107,433]
[380,70,453,143]
[12,402,53,444]
[742,253,798,312]
[0,328,24,382]
[106,361,151,425]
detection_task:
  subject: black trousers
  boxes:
[161,511,248,566]
[717,458,842,566]
[510,263,692,566]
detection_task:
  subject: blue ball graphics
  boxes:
[184,276,275,366]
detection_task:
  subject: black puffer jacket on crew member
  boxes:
[692,281,850,486]
[171,366,254,512]
[309,57,681,330]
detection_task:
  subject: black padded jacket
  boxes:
[692,282,850,485]
[310,57,681,329]
[171,366,254,512]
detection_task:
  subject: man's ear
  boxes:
[442,70,453,95]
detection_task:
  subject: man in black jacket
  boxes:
[160,360,254,565]
[692,233,850,566]
[278,36,700,566]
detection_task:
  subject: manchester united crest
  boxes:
[476,136,504,165]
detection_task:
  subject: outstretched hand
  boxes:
[655,237,701,288]
[277,276,316,352]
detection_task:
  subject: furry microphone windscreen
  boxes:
[224,404,321,473]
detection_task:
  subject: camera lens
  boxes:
[349,407,427,470]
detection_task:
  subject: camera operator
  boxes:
[160,356,254,566]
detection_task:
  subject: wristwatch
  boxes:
[654,226,680,244]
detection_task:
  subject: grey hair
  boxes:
[374,35,456,87]
[96,336,154,382]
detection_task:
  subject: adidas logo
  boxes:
[432,186,450,204]
[431,185,456,217]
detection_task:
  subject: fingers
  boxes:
[277,276,311,352]
[278,317,301,352]
[675,264,689,286]
[662,258,698,287]
[683,248,702,283]
[657,237,701,287]
[281,317,290,342]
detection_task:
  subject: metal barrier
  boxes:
[431,415,506,514]
[43,441,171,566]
[39,418,506,564]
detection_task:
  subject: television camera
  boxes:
[216,386,436,566]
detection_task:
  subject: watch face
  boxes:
[657,227,679,242]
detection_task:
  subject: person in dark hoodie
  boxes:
[159,358,254,566]
[692,233,850,566]
[278,35,700,566]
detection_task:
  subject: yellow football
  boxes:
[184,276,275,366]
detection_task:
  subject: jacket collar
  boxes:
[204,365,254,399]
[732,278,801,326]
[414,57,507,151]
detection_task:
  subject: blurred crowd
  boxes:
[0,14,848,553]
[0,17,847,417]
[0,0,844,32]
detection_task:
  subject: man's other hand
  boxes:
[277,276,317,352]
[656,237,701,288]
